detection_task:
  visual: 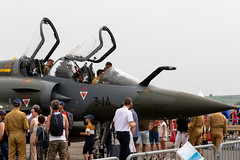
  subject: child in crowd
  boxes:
[159,120,167,159]
[80,114,95,160]
[33,115,48,160]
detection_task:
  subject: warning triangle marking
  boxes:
[80,91,88,100]
[22,99,30,107]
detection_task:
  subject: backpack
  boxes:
[50,113,64,136]
[40,126,49,149]
[66,112,74,130]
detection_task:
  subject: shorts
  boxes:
[83,143,94,154]
[149,132,159,144]
[136,131,149,144]
[159,136,167,142]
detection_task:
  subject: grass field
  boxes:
[206,95,240,105]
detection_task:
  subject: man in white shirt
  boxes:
[113,97,136,160]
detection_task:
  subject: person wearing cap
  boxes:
[59,101,72,160]
[29,105,40,160]
[80,114,95,160]
[0,110,8,160]
[113,97,136,160]
[4,98,29,160]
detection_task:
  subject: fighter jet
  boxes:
[0,17,235,120]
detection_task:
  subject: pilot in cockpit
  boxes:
[104,62,112,71]
[44,59,54,74]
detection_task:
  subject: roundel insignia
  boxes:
[13,69,18,74]
[80,91,88,100]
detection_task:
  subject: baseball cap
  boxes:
[59,101,65,106]
[13,98,22,106]
[0,110,6,116]
[84,114,94,120]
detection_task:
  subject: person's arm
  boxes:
[23,114,30,131]
[33,128,41,146]
[80,124,91,136]
[129,121,136,128]
[154,120,160,127]
[130,124,135,135]
[33,136,39,146]
[29,118,35,134]
[186,117,196,137]
[161,125,166,141]
[45,115,51,131]
[187,117,196,134]
[232,111,235,121]
[223,117,227,136]
[4,117,9,136]
[63,114,69,140]
[0,123,4,141]
[148,123,153,131]
[80,131,90,136]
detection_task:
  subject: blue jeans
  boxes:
[0,142,8,160]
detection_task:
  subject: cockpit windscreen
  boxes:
[100,67,140,86]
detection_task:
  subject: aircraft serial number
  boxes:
[94,97,111,106]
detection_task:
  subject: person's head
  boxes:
[104,62,112,71]
[46,59,54,67]
[124,97,132,109]
[84,114,94,123]
[51,100,60,111]
[0,110,6,120]
[13,98,22,108]
[96,69,104,78]
[31,105,40,117]
[38,115,45,125]
[59,101,65,111]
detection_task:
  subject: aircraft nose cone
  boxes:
[134,89,235,120]
[175,92,235,117]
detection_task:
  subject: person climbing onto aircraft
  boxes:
[92,69,104,85]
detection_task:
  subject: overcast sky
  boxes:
[1,0,240,96]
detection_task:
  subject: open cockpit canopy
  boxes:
[20,17,60,77]
[65,26,116,63]
[21,17,60,64]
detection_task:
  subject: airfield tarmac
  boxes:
[26,137,239,160]
[26,136,177,160]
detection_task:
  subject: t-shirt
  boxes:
[113,106,133,131]
[159,121,167,137]
[176,118,189,133]
[36,125,46,147]
[85,123,94,144]
[138,120,149,131]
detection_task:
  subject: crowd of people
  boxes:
[0,95,239,160]
[112,99,240,160]
[0,99,74,160]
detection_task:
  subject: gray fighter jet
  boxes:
[0,17,235,120]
